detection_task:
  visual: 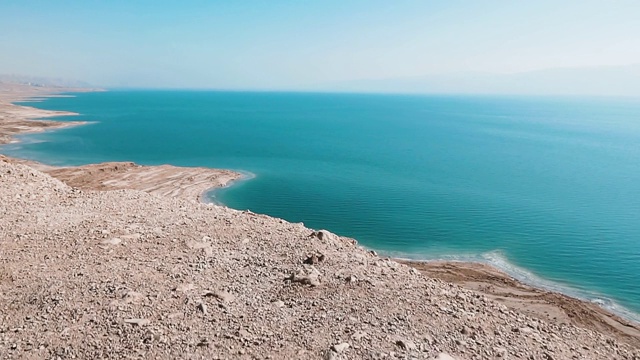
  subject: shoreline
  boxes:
[200,170,256,205]
[399,259,640,346]
[392,250,640,325]
[1,83,639,350]
[0,83,242,202]
[0,83,104,146]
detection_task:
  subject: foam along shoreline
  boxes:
[393,250,640,324]
[1,83,640,351]
[201,169,256,205]
[192,170,640,328]
[204,168,640,327]
[401,258,640,345]
[392,250,640,344]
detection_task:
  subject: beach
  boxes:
[1,83,639,359]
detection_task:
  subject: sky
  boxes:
[1,0,640,93]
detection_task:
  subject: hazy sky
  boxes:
[1,0,640,90]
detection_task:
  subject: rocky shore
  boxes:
[0,83,91,145]
[1,84,639,359]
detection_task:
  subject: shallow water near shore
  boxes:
[3,90,640,321]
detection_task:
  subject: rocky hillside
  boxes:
[1,160,638,359]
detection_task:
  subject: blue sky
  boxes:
[1,0,640,91]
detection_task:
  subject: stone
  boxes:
[396,339,417,351]
[120,233,141,240]
[315,230,337,243]
[122,291,144,304]
[434,353,457,360]
[331,342,350,353]
[186,239,209,249]
[325,350,338,360]
[303,253,326,265]
[203,290,235,303]
[198,302,208,314]
[493,346,508,357]
[173,283,196,293]
[124,318,150,326]
[101,238,121,245]
[285,266,321,287]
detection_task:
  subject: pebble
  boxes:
[332,342,350,353]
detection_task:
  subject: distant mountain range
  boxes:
[322,64,640,97]
[0,74,93,89]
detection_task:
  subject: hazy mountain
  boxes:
[322,64,640,97]
[0,74,93,89]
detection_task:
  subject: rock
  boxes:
[352,331,367,341]
[493,346,508,357]
[314,230,337,243]
[272,300,285,308]
[173,283,196,293]
[124,318,150,326]
[519,327,533,334]
[325,350,338,360]
[122,291,144,304]
[238,329,250,339]
[197,339,209,347]
[331,342,350,353]
[101,237,121,245]
[434,353,457,360]
[167,312,183,319]
[186,239,209,249]
[203,290,235,303]
[198,302,208,314]
[303,253,326,265]
[396,339,417,351]
[285,266,321,286]
[455,339,467,347]
[120,233,141,240]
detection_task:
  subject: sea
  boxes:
[2,90,640,321]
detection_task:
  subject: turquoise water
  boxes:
[3,91,640,320]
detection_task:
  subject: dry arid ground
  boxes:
[1,83,639,359]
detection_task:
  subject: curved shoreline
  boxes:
[1,83,639,349]
[200,169,256,205]
[198,166,640,343]
[390,250,640,324]
[201,167,640,326]
[0,83,106,146]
